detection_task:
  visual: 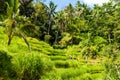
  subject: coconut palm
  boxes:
[47,1,57,35]
[1,0,30,50]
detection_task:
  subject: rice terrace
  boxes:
[0,0,120,80]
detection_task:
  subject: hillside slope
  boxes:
[0,27,105,80]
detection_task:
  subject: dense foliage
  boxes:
[0,0,120,80]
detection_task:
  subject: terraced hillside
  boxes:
[0,27,105,80]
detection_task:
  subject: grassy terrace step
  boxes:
[30,39,66,56]
[47,49,66,56]
[42,67,105,80]
[49,55,67,60]
[53,60,81,68]
[53,59,104,69]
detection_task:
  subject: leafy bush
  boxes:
[71,36,82,45]
[12,52,54,80]
[53,44,67,49]
[104,58,120,80]
[21,23,40,38]
[59,33,72,46]
[0,50,13,79]
[44,35,52,43]
[93,36,107,46]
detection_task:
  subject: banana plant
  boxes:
[1,0,31,50]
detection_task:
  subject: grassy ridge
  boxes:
[0,27,105,80]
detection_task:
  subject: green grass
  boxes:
[12,52,54,80]
[49,55,67,60]
[0,27,55,79]
[41,64,105,80]
[0,27,106,80]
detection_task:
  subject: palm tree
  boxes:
[1,0,30,50]
[54,11,66,43]
[47,1,57,35]
[19,0,34,17]
[56,11,67,33]
[65,4,74,25]
[75,1,83,17]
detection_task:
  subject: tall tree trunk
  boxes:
[108,32,111,43]
[48,15,51,35]
[48,20,51,35]
[55,31,58,43]
[8,20,16,45]
[18,32,31,51]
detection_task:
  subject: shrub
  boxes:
[59,33,72,46]
[44,35,52,43]
[104,58,120,80]
[12,52,54,80]
[53,44,67,49]
[0,50,13,79]
[71,36,82,45]
[21,23,40,38]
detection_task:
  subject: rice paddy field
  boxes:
[0,27,107,80]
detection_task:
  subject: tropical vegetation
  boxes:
[0,0,120,80]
